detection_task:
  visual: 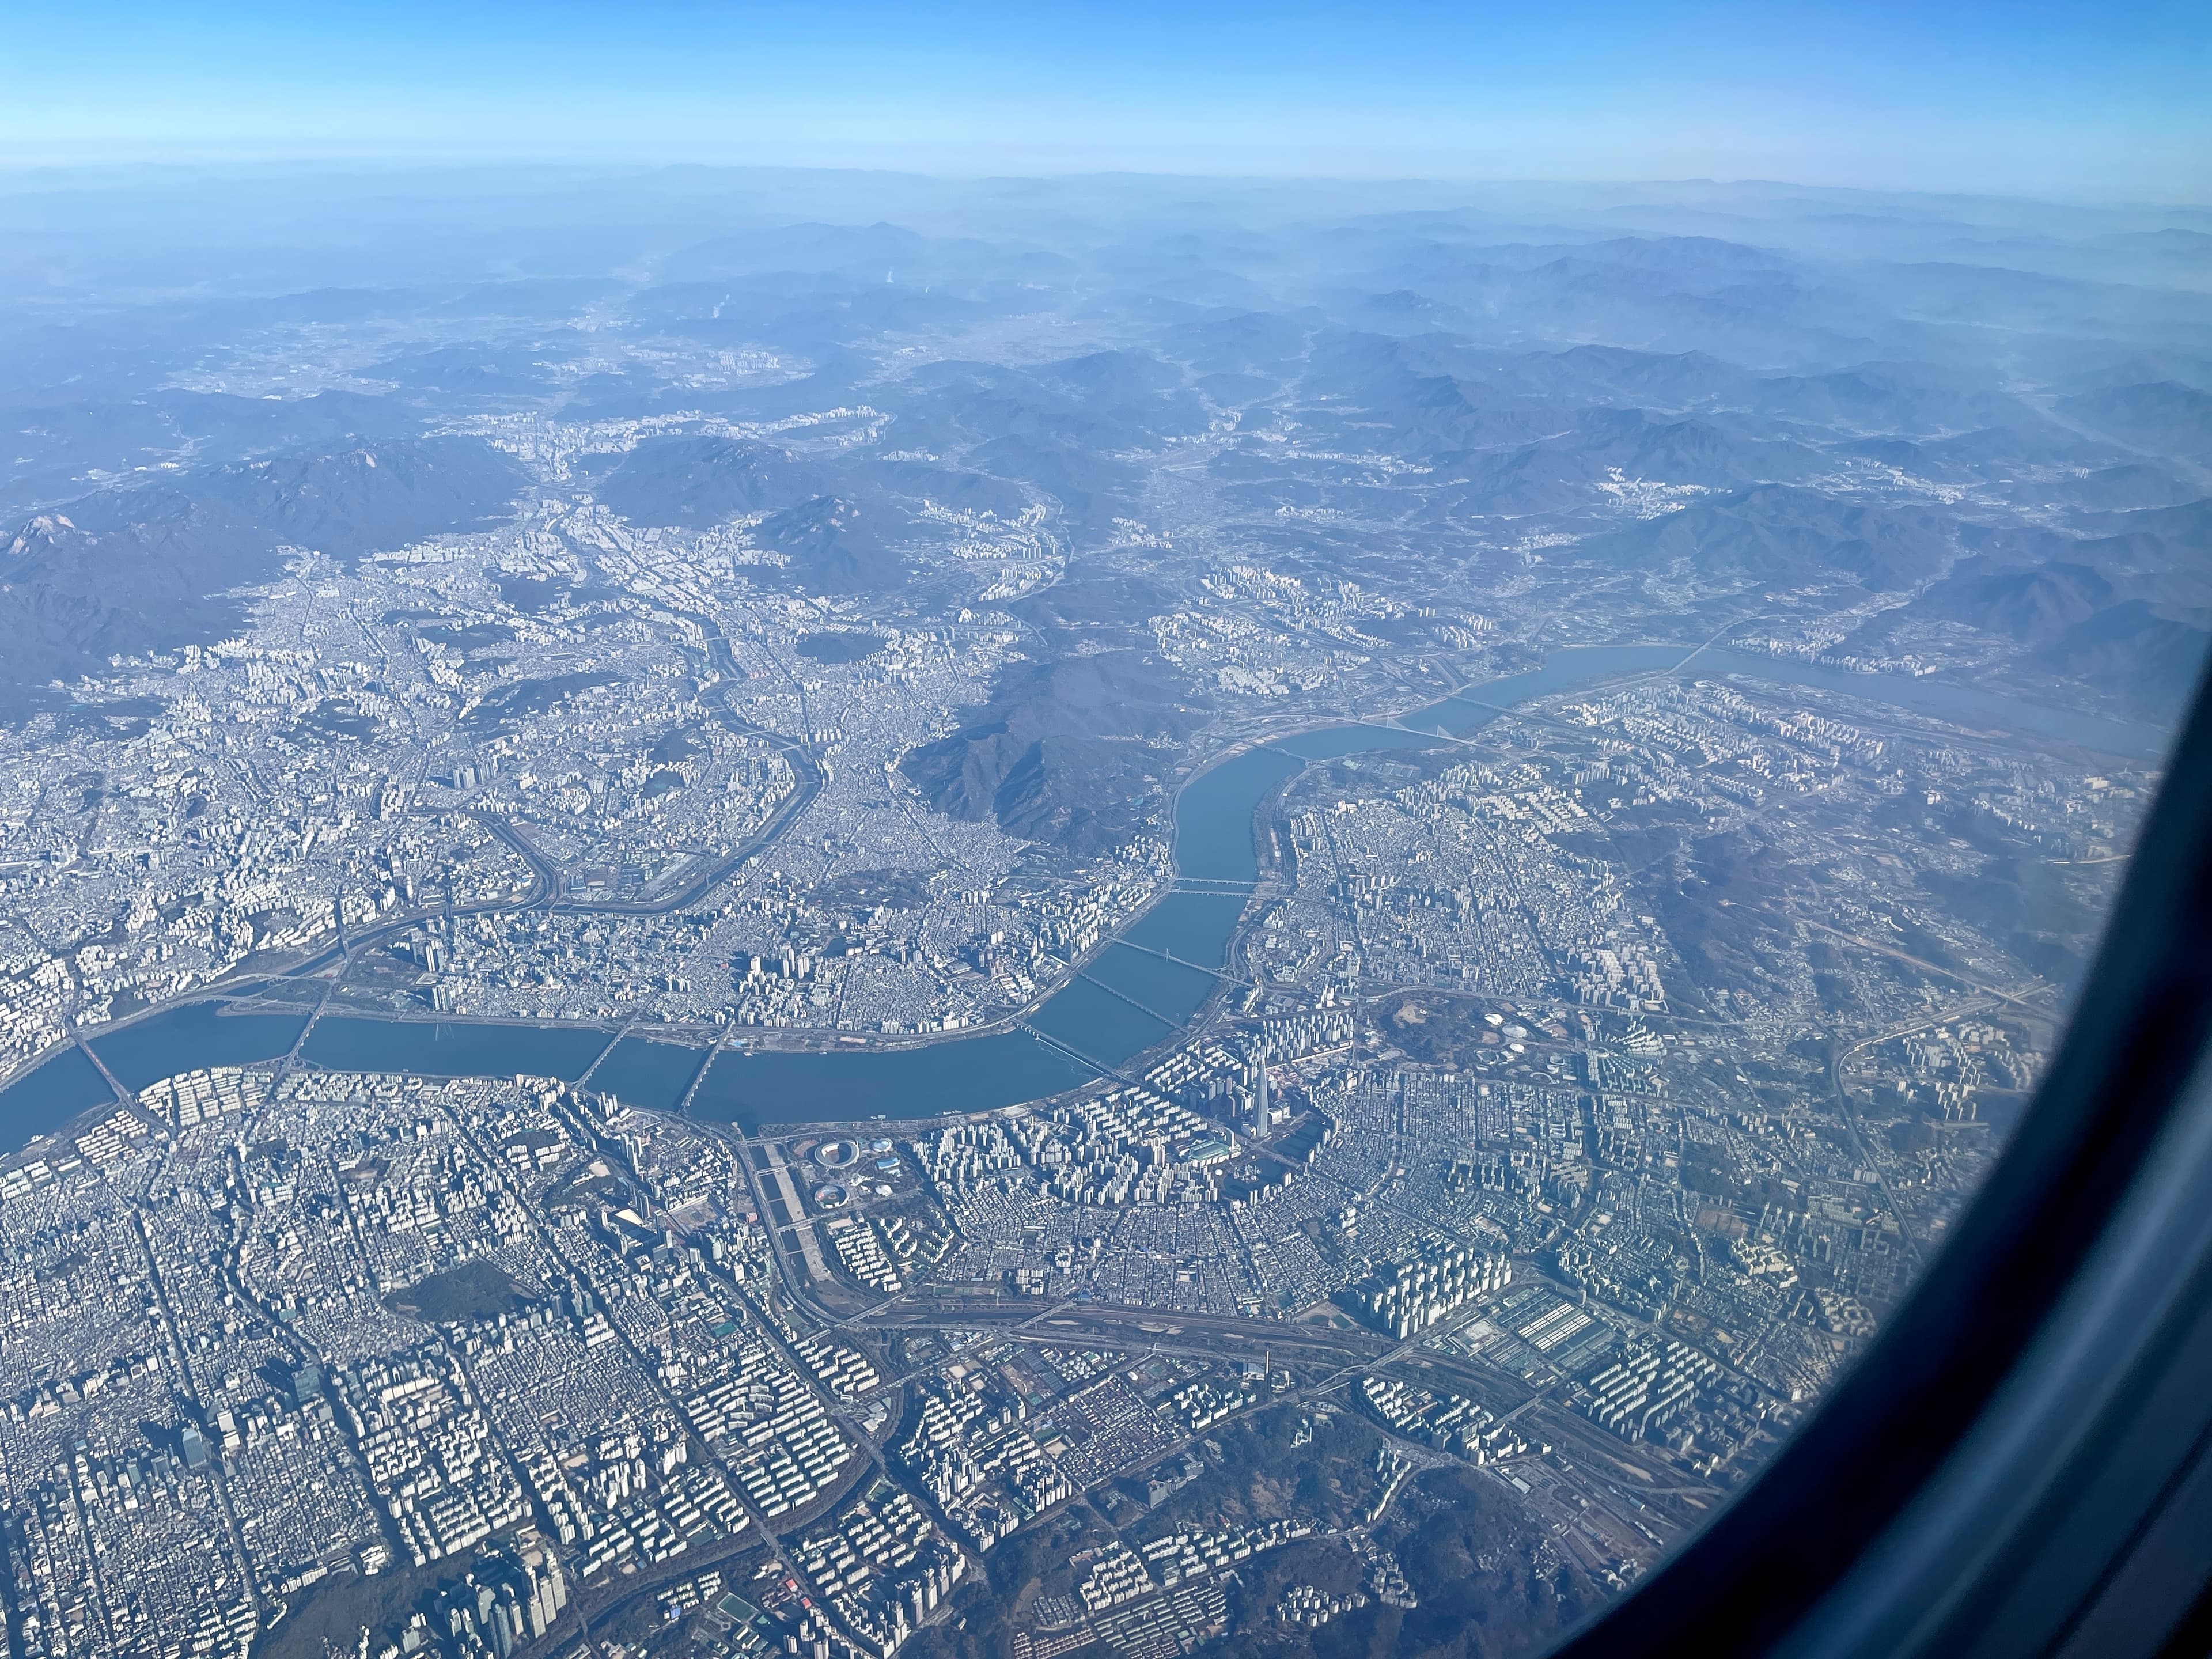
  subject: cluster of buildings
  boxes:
[676,1338,854,1518]
[899,1374,1052,1547]
[1584,1342,1725,1446]
[1358,1376,1531,1463]
[1014,1578,1230,1659]
[1133,1518,1315,1588]
[135,1065,266,1129]
[1277,1581,1368,1628]
[413,1543,569,1658]
[1350,1240,1513,1338]
[888,1339,1304,1575]
[824,1215,904,1294]
[1152,562,1411,700]
[793,1484,970,1657]
[343,1350,531,1567]
[1160,1378,1259,1435]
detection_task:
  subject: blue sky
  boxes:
[2,1,2204,199]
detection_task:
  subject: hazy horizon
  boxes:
[3,1,2206,200]
[0,159,2205,207]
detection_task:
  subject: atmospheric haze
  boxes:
[0,153,2204,1659]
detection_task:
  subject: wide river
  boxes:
[0,645,2168,1149]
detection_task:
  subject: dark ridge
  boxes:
[592,433,810,527]
[0,436,525,715]
[751,494,907,593]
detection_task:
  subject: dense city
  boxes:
[0,165,2200,1659]
[0,650,2139,1659]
